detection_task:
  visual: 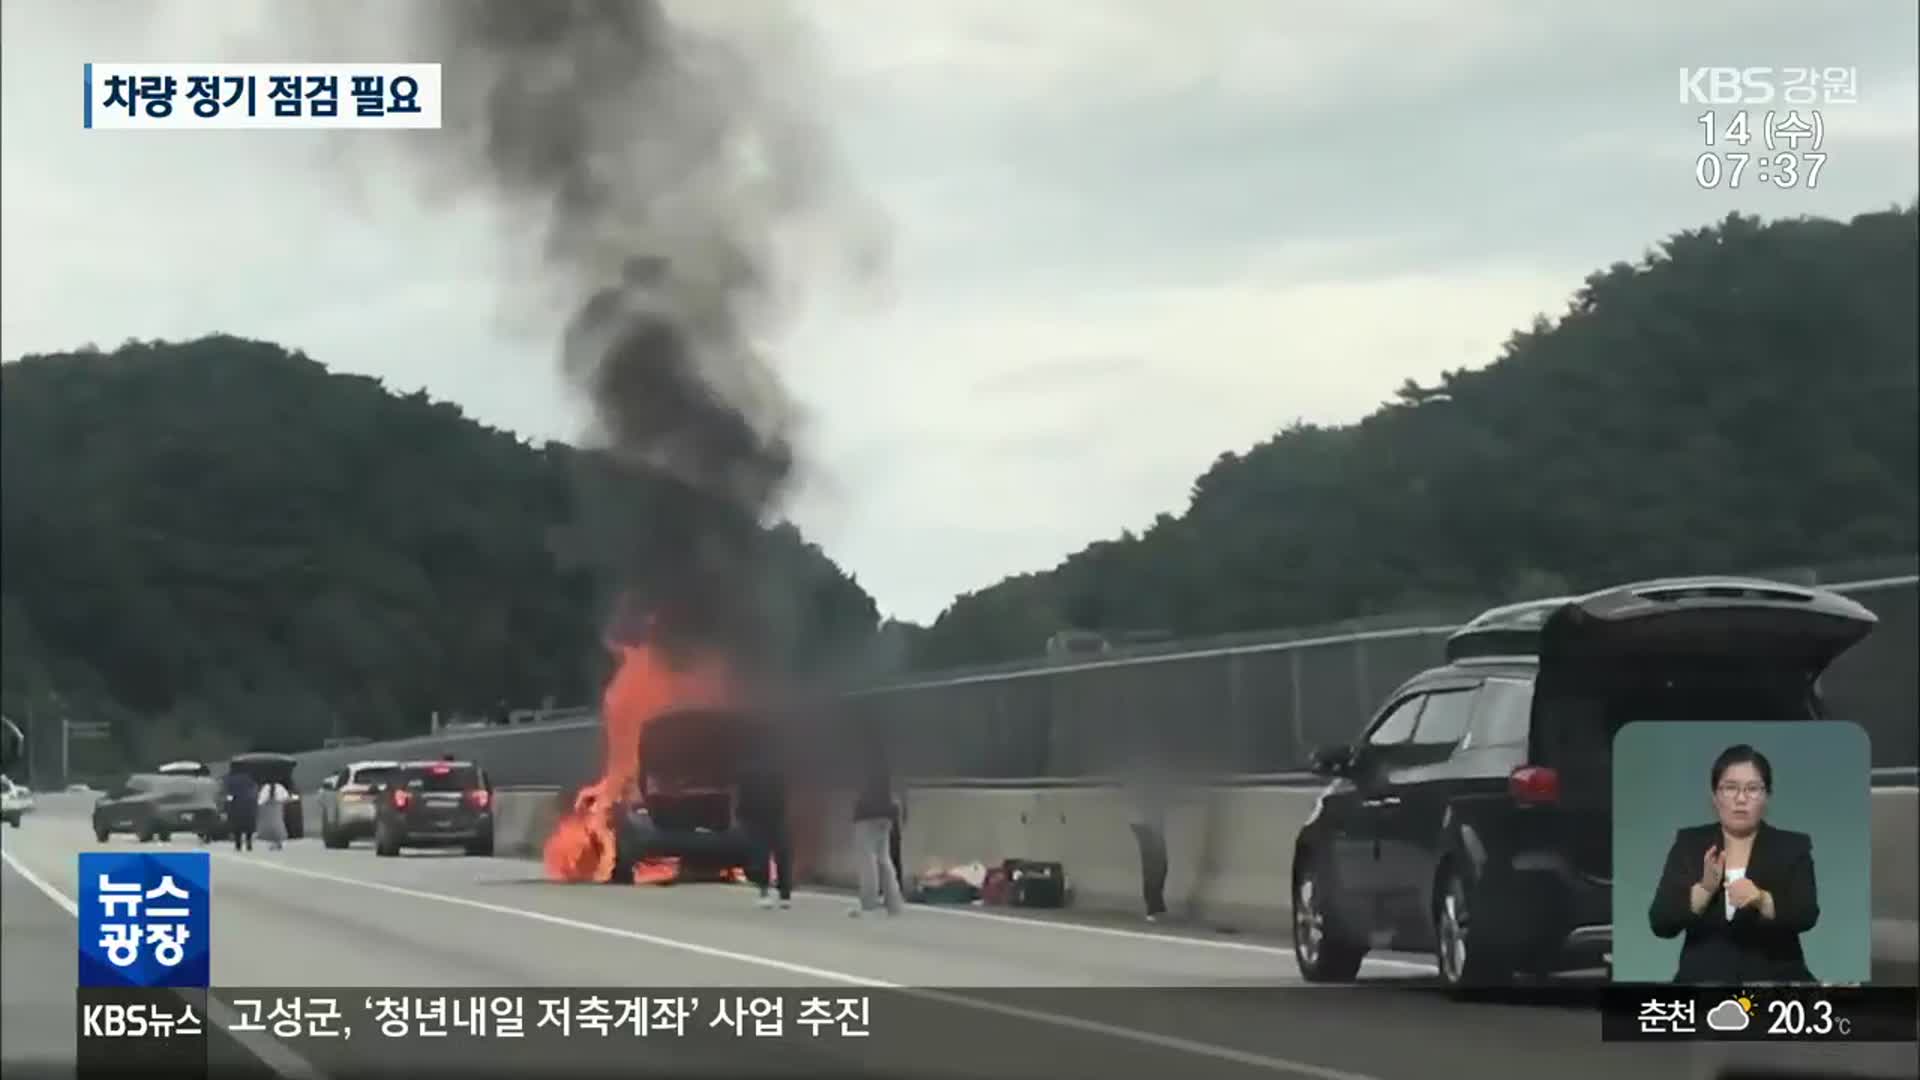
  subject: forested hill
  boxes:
[0,337,881,760]
[911,205,1920,670]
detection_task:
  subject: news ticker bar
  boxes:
[78,985,1917,1066]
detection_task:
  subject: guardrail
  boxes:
[292,568,1917,780]
[456,562,1919,725]
[897,766,1920,791]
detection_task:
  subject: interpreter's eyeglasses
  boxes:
[1716,783,1767,800]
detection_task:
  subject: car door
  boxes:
[1335,692,1426,939]
[1373,682,1482,937]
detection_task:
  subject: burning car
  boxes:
[604,705,764,884]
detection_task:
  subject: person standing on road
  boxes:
[1128,768,1170,922]
[737,733,794,910]
[889,795,907,895]
[850,747,906,917]
[223,768,259,852]
[256,777,291,851]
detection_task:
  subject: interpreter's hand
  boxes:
[1726,877,1764,910]
[1699,845,1725,892]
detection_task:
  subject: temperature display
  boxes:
[1601,985,1918,1043]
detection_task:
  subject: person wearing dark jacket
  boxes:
[223,768,259,851]
[889,800,907,894]
[850,750,905,917]
[1648,744,1819,984]
[1129,772,1170,922]
[737,738,793,910]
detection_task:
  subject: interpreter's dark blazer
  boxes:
[1647,821,1819,984]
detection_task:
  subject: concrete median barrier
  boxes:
[490,787,567,860]
[357,773,1918,976]
[896,782,1918,972]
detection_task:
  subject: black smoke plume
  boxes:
[376,0,879,670]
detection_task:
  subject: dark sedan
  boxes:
[93,774,225,843]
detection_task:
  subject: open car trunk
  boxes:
[227,755,297,787]
[639,708,761,832]
[1529,578,1877,881]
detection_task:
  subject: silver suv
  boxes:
[315,760,399,849]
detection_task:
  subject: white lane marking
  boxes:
[784,885,1438,974]
[0,848,327,1080]
[218,853,1388,1080]
[273,839,1435,975]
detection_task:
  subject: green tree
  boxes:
[912,205,1919,667]
[1,335,881,759]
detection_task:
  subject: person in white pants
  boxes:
[850,752,905,917]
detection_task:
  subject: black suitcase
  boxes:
[1004,859,1067,908]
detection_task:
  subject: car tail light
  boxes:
[1509,765,1560,805]
[467,789,491,810]
[429,763,452,776]
[391,789,412,810]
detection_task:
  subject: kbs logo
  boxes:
[1680,68,1777,105]
[83,1003,169,1037]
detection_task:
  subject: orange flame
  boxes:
[542,638,734,884]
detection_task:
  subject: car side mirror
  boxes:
[1309,745,1356,777]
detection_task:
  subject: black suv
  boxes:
[93,774,224,843]
[371,760,494,857]
[1289,576,1876,988]
[608,707,761,882]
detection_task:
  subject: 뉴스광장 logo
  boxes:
[78,851,210,988]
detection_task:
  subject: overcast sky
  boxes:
[3,1,1916,624]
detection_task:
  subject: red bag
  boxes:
[981,867,1012,905]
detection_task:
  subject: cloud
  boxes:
[4,0,1916,626]
[1706,999,1751,1032]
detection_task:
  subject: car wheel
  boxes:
[465,835,494,857]
[374,823,400,857]
[1293,860,1366,982]
[156,831,172,843]
[135,824,155,843]
[1435,867,1514,990]
[95,825,111,843]
[5,813,19,828]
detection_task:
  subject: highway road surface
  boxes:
[5,794,1913,1080]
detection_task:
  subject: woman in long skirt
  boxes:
[256,779,290,850]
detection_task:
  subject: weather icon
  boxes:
[1707,996,1754,1032]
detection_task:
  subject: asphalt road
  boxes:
[4,796,1912,1080]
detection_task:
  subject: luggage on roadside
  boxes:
[1003,859,1067,908]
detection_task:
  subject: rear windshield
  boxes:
[154,777,216,802]
[350,766,398,787]
[402,765,482,791]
